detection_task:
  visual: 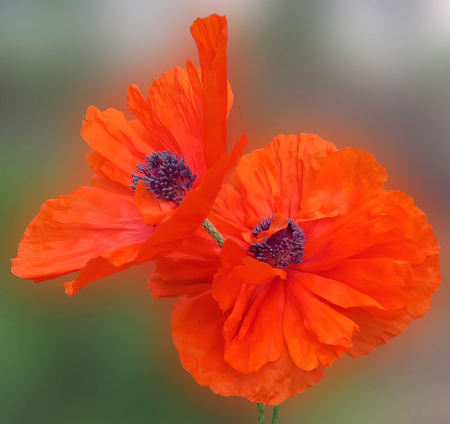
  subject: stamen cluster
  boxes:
[248,216,306,269]
[131,151,196,204]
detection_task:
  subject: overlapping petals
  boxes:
[12,14,248,295]
[149,133,440,404]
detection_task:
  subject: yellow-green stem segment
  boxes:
[201,218,225,248]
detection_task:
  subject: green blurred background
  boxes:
[1,0,449,423]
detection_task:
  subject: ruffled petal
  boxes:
[155,254,220,281]
[331,198,441,358]
[172,292,325,405]
[12,186,155,283]
[317,258,413,311]
[351,197,439,266]
[147,271,211,299]
[344,252,440,358]
[133,180,176,226]
[299,191,419,273]
[283,294,348,370]
[82,107,151,189]
[63,254,135,296]
[286,278,358,349]
[170,226,222,259]
[289,270,384,309]
[190,14,228,168]
[128,67,206,178]
[224,280,285,374]
[233,149,280,220]
[209,184,249,244]
[339,306,410,359]
[212,239,248,311]
[298,148,387,218]
[264,134,337,218]
[222,283,259,346]
[86,152,133,190]
[227,134,336,221]
[91,174,131,195]
[232,256,286,285]
[142,212,221,298]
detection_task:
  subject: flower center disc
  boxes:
[248,216,305,269]
[131,151,196,204]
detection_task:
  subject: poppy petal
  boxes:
[212,239,248,311]
[223,279,284,374]
[146,231,220,299]
[209,184,249,243]
[191,14,228,168]
[128,67,206,178]
[299,191,415,273]
[91,174,131,195]
[147,271,211,299]
[289,270,384,309]
[86,151,133,190]
[264,134,337,217]
[230,134,336,221]
[351,198,439,266]
[170,227,222,259]
[283,294,348,370]
[63,254,134,296]
[301,148,387,217]
[222,283,258,346]
[233,149,280,220]
[12,186,155,282]
[340,307,410,359]
[133,180,176,226]
[232,256,287,285]
[172,291,325,405]
[155,255,220,281]
[82,107,150,188]
[286,279,358,348]
[339,248,440,358]
[317,259,413,311]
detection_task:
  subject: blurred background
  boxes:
[1,0,449,422]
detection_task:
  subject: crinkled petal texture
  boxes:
[172,291,325,405]
[12,14,248,294]
[12,187,156,282]
[151,133,440,404]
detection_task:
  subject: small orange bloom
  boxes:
[149,134,441,405]
[12,14,247,295]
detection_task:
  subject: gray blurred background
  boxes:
[1,0,449,423]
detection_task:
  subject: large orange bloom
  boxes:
[149,134,441,405]
[12,14,247,295]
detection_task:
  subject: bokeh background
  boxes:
[1,0,449,423]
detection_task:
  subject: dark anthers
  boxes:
[131,151,196,204]
[248,216,306,269]
[251,216,273,237]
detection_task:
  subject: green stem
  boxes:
[201,220,280,423]
[257,403,266,424]
[271,405,280,424]
[201,218,225,248]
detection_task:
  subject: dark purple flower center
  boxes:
[248,215,306,269]
[131,151,196,204]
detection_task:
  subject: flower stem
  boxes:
[201,218,225,248]
[271,405,280,424]
[257,403,266,424]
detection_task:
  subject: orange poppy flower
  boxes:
[148,134,441,405]
[12,14,247,295]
